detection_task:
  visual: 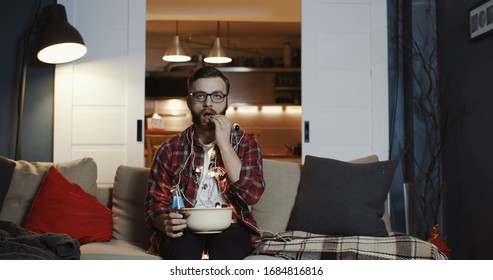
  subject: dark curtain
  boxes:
[388,0,443,240]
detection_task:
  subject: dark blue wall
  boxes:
[437,0,493,260]
[0,0,55,162]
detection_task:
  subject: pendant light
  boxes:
[162,21,191,62]
[36,4,87,64]
[204,21,232,64]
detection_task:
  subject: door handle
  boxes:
[304,120,310,143]
[137,119,143,142]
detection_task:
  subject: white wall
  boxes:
[54,0,146,185]
[301,0,389,161]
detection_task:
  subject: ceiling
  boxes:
[145,0,301,48]
[146,0,301,22]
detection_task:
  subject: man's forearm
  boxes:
[219,144,241,183]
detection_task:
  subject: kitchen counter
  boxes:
[145,130,303,165]
[262,153,302,163]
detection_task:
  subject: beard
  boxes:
[191,107,227,131]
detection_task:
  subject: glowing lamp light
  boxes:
[38,42,87,64]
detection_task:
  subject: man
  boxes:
[144,66,265,260]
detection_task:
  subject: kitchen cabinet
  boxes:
[220,67,301,105]
[146,67,301,105]
[225,71,275,104]
[274,71,301,105]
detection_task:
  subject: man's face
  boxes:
[187,77,228,130]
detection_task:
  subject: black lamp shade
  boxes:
[36,4,87,64]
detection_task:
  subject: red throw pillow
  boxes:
[25,166,112,244]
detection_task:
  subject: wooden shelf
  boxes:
[275,86,302,91]
[216,67,300,73]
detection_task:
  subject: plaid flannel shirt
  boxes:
[144,126,265,255]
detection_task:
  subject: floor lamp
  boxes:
[15,3,87,160]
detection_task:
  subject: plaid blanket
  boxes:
[251,231,447,260]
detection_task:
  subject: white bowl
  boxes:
[184,207,233,233]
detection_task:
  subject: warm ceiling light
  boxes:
[204,22,232,64]
[162,21,191,62]
[36,4,87,64]
[261,105,283,113]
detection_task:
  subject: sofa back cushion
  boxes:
[252,159,301,234]
[112,165,152,244]
[0,157,97,226]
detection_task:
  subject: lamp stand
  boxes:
[15,13,37,161]
[15,54,28,160]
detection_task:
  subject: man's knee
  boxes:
[160,230,204,260]
[208,224,252,259]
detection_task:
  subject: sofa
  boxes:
[0,155,446,260]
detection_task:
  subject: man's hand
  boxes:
[209,115,242,183]
[209,115,232,149]
[154,212,189,238]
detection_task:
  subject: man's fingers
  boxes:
[165,223,186,238]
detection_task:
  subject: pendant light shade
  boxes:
[36,4,87,64]
[204,37,232,64]
[163,21,191,62]
[204,22,231,64]
[162,35,191,62]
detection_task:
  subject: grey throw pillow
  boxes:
[286,155,397,237]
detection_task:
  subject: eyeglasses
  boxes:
[189,91,227,103]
